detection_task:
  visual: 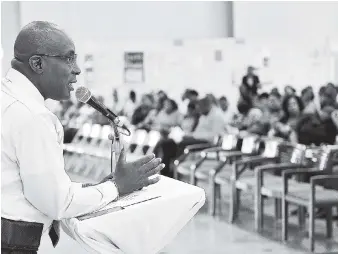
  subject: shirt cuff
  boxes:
[96,181,119,205]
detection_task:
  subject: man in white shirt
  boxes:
[1,21,164,253]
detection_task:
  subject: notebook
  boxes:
[77,188,161,221]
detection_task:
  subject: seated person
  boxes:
[131,94,154,125]
[269,95,304,143]
[137,98,182,135]
[154,97,227,178]
[181,101,200,135]
[297,85,338,146]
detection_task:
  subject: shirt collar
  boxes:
[4,68,45,106]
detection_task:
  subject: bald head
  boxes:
[11,21,80,102]
[14,21,73,61]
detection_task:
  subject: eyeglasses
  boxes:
[36,53,78,66]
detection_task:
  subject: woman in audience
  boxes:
[181,102,200,134]
[131,94,154,125]
[137,98,182,134]
[121,90,137,121]
[269,95,304,143]
[301,86,316,114]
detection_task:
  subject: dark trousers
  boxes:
[1,218,43,254]
[1,249,37,254]
[154,136,209,178]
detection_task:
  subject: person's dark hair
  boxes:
[129,90,136,102]
[319,86,326,96]
[258,92,269,100]
[189,90,199,97]
[270,90,282,100]
[281,95,304,121]
[219,96,227,101]
[166,98,178,112]
[237,99,252,115]
[301,86,314,101]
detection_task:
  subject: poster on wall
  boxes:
[124,52,145,83]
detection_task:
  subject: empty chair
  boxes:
[282,145,338,252]
[173,134,238,183]
[208,136,278,218]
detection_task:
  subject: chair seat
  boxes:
[234,174,324,197]
[195,160,226,180]
[261,176,323,198]
[287,187,338,205]
[214,165,235,185]
[176,160,196,176]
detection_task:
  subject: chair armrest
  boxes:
[236,156,278,166]
[231,156,278,178]
[184,143,215,154]
[200,147,234,156]
[174,143,215,166]
[282,168,321,179]
[282,167,320,194]
[209,160,230,180]
[310,175,338,189]
[256,163,306,187]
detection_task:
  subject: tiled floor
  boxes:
[39,173,338,254]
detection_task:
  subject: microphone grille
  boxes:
[76,86,91,103]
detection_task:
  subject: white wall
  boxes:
[1,1,21,76]
[20,1,232,40]
[234,2,338,41]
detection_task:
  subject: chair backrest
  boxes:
[220,134,239,151]
[240,135,260,154]
[89,124,102,139]
[72,123,92,144]
[289,144,307,164]
[260,137,283,158]
[147,130,161,148]
[100,125,112,140]
[316,145,338,172]
[133,129,148,146]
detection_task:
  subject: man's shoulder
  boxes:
[2,91,55,127]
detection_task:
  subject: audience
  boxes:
[269,95,304,143]
[131,94,154,125]
[240,66,261,104]
[121,90,137,121]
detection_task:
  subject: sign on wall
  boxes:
[124,52,145,83]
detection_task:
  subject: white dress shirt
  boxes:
[193,106,227,142]
[1,68,118,233]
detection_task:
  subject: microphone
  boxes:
[75,86,131,136]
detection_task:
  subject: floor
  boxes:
[39,173,338,254]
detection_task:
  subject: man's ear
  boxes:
[28,55,43,74]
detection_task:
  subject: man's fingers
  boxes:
[132,154,156,168]
[144,163,165,178]
[141,175,161,188]
[140,158,162,173]
[117,148,126,163]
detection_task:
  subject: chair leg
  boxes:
[255,188,264,231]
[298,207,306,229]
[209,181,217,216]
[326,207,333,239]
[229,182,237,223]
[282,199,288,242]
[309,204,315,252]
[274,199,282,220]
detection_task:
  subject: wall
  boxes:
[19,1,232,40]
[234,2,338,41]
[1,1,21,75]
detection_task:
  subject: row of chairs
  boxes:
[63,123,162,180]
[173,133,338,252]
